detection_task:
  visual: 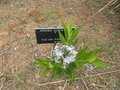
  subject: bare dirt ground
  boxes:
[0,0,120,90]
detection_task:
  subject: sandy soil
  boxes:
[0,0,120,90]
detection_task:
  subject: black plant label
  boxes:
[35,28,64,44]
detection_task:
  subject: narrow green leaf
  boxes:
[35,58,53,67]
[72,38,79,46]
[62,21,68,39]
[52,66,59,79]
[35,62,47,67]
[69,76,77,83]
[91,60,111,67]
[66,62,76,70]
[39,68,51,79]
[58,31,66,45]
[83,49,100,63]
[68,25,83,44]
[74,60,83,68]
[35,58,53,63]
[67,18,73,35]
[76,46,88,60]
[52,65,64,79]
[48,62,54,68]
[86,57,96,63]
[55,63,63,67]
[87,49,100,56]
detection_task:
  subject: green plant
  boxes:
[35,19,111,82]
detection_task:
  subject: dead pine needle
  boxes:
[81,77,89,90]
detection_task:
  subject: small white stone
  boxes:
[46,57,51,59]
[11,5,14,7]
[27,34,30,37]
[76,86,79,89]
[58,86,63,90]
[35,54,37,56]
[14,48,17,50]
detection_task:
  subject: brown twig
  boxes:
[81,77,89,90]
[0,79,5,90]
[1,53,4,73]
[62,80,67,90]
[93,84,107,88]
[105,4,120,17]
[37,70,120,86]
